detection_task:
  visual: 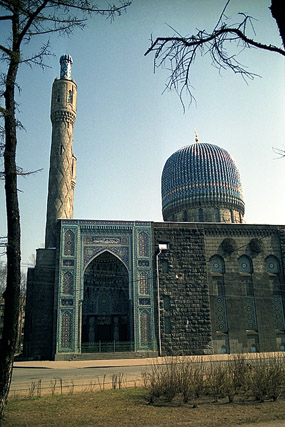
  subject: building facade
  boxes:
[23,56,285,360]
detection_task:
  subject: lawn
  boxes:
[3,388,285,426]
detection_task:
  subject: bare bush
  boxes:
[249,355,285,402]
[143,354,285,406]
[180,359,204,405]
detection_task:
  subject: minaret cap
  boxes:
[194,128,199,143]
[60,54,73,80]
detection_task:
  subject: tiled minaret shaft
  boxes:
[45,55,77,248]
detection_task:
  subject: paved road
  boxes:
[11,359,152,396]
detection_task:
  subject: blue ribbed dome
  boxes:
[162,143,244,220]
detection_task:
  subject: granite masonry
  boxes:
[23,56,285,360]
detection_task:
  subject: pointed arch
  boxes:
[238,255,253,274]
[265,255,280,274]
[64,229,75,256]
[210,255,225,274]
[82,250,132,350]
[84,249,129,273]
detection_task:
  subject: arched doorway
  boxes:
[82,251,132,352]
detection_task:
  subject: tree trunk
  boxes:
[270,0,285,48]
[0,27,21,421]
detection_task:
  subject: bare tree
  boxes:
[145,0,285,108]
[0,0,131,418]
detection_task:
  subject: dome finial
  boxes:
[60,54,73,79]
[194,129,199,143]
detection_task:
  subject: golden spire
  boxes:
[194,128,199,143]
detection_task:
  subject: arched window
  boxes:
[199,208,204,222]
[251,344,257,353]
[241,255,257,330]
[63,272,73,295]
[64,230,75,256]
[266,256,280,274]
[239,255,253,274]
[210,255,225,296]
[210,255,225,274]
[221,345,227,354]
[68,89,73,103]
[210,255,227,332]
[183,210,188,221]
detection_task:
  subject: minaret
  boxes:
[45,54,77,248]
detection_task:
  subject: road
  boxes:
[11,353,279,398]
[11,360,152,397]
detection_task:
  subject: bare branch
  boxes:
[0,106,7,115]
[0,44,12,56]
[273,147,285,158]
[0,15,12,21]
[145,7,285,107]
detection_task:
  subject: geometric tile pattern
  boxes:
[57,220,155,354]
[139,231,149,256]
[61,311,72,348]
[139,272,149,294]
[140,310,151,346]
[162,143,244,219]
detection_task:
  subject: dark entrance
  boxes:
[82,251,132,352]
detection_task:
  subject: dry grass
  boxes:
[3,388,285,426]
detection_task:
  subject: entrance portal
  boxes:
[82,251,132,352]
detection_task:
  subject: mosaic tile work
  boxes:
[61,311,72,348]
[64,230,75,256]
[62,271,73,295]
[57,220,155,355]
[139,231,149,257]
[161,143,244,219]
[84,245,129,268]
[60,54,73,79]
[140,310,151,346]
[139,272,149,294]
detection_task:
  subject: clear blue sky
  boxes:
[0,0,284,270]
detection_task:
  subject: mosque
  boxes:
[24,55,285,360]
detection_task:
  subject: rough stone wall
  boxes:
[23,249,56,360]
[204,223,285,354]
[153,223,212,356]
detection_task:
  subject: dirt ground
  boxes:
[3,388,285,426]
